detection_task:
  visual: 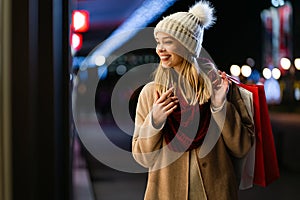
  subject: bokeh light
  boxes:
[272,68,281,80]
[263,68,272,79]
[241,65,252,77]
[230,65,241,77]
[280,57,291,70]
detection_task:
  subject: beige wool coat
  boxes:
[132,82,254,200]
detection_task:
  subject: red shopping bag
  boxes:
[238,83,280,187]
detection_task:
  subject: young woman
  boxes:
[132,1,254,199]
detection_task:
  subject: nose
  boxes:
[156,44,165,52]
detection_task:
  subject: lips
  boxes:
[159,55,171,61]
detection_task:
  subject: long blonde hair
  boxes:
[153,58,212,105]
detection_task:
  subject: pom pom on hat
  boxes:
[154,1,216,57]
[189,1,216,29]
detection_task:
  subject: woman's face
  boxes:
[155,32,185,72]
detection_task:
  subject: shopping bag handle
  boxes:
[225,74,241,85]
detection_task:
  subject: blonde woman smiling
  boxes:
[132,1,254,199]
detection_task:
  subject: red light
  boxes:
[71,33,83,51]
[71,10,89,32]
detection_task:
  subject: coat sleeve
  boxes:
[132,83,164,168]
[212,84,255,158]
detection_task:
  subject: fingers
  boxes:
[164,100,178,113]
[156,87,175,103]
[208,69,222,88]
[207,68,219,82]
[154,87,178,120]
[218,71,229,87]
[219,71,227,80]
[210,70,228,90]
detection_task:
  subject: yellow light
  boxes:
[294,58,300,70]
[230,65,241,77]
[263,68,272,79]
[241,65,252,77]
[280,57,291,70]
[272,68,281,80]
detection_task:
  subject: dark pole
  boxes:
[11,0,72,199]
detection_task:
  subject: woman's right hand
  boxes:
[152,87,179,128]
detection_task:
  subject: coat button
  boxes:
[202,162,207,168]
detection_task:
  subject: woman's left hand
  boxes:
[208,69,229,109]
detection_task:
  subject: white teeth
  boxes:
[160,56,170,59]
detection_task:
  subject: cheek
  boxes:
[170,46,186,58]
[173,54,183,62]
[155,47,159,55]
[166,46,177,54]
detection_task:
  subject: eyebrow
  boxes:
[155,36,173,40]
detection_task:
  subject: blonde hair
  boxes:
[153,58,212,105]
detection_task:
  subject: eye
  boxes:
[164,40,172,44]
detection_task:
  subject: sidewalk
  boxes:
[79,114,300,200]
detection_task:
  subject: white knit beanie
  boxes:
[154,1,216,57]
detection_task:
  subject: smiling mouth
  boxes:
[160,55,170,61]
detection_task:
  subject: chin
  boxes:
[161,63,172,69]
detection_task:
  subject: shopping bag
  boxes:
[236,82,280,187]
[227,82,256,190]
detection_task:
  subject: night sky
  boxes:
[77,0,300,74]
[149,0,299,72]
